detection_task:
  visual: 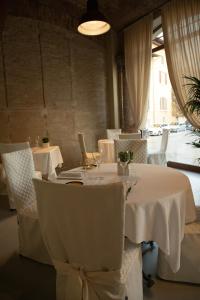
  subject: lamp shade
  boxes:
[78,0,111,36]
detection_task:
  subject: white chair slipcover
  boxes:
[114,139,147,163]
[77,133,99,164]
[119,133,141,139]
[33,179,143,300]
[0,142,30,208]
[157,206,200,284]
[148,129,169,165]
[98,139,115,163]
[106,129,122,140]
[2,148,51,264]
[0,142,30,154]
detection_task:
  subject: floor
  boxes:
[0,167,200,300]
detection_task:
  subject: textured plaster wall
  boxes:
[0,13,108,168]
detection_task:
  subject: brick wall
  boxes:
[0,12,108,169]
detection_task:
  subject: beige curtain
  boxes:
[124,14,152,131]
[162,0,200,128]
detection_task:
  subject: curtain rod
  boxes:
[120,0,171,32]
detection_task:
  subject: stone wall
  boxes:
[0,12,108,169]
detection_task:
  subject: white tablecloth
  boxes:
[98,139,115,163]
[32,146,63,179]
[59,163,196,273]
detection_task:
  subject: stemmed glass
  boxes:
[35,136,40,148]
[93,150,102,168]
[27,136,32,146]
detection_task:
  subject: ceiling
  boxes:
[61,0,169,31]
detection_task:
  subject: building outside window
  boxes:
[160,97,167,110]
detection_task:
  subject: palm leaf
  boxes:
[184,76,200,116]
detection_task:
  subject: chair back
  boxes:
[0,142,30,164]
[119,133,141,139]
[33,179,124,271]
[2,148,36,213]
[106,129,122,140]
[0,142,30,154]
[114,139,147,163]
[78,133,87,154]
[160,129,169,153]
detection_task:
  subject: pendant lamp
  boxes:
[78,0,111,36]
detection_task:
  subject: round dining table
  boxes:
[58,163,196,274]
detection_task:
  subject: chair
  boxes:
[119,133,141,139]
[0,141,30,154]
[148,129,169,165]
[78,133,99,165]
[157,206,200,284]
[2,148,51,264]
[106,129,122,140]
[0,142,30,208]
[114,139,147,163]
[33,179,143,300]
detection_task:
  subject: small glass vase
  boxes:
[117,161,129,176]
[42,142,50,148]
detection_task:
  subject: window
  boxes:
[160,97,167,110]
[159,71,167,85]
[165,73,168,84]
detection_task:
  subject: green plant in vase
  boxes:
[118,151,134,163]
[118,151,134,176]
[42,137,50,148]
[118,151,134,199]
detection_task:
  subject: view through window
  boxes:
[146,27,199,166]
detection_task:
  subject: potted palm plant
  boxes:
[184,76,200,161]
[184,76,200,116]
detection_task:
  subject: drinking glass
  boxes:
[27,136,32,146]
[35,136,40,148]
[93,151,102,168]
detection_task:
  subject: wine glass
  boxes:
[93,151,102,168]
[35,136,40,148]
[27,136,32,147]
